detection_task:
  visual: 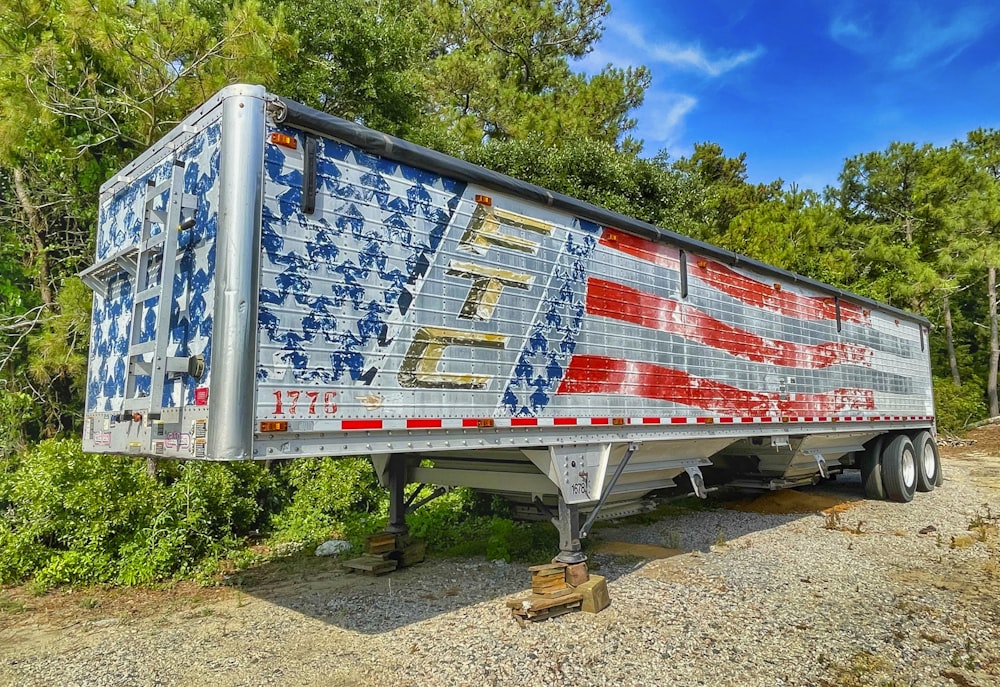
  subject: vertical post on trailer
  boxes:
[554,496,585,564]
[386,454,409,535]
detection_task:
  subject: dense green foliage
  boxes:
[0,440,555,587]
[0,0,998,589]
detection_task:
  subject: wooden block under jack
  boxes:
[574,574,610,614]
[397,538,426,567]
[507,591,584,622]
[366,533,398,554]
[565,561,589,587]
[342,555,399,575]
[529,562,567,575]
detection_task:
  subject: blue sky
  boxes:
[577,0,1000,191]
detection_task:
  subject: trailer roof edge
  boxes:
[271,92,928,326]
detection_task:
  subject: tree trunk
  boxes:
[11,166,53,307]
[988,265,999,418]
[943,293,961,386]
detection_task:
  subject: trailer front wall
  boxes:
[84,119,222,450]
[253,125,933,437]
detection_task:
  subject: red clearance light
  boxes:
[474,194,492,206]
[260,421,288,433]
[269,132,297,149]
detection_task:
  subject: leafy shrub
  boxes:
[406,488,556,563]
[0,439,278,588]
[0,442,558,588]
[0,389,35,458]
[933,376,987,432]
[267,457,385,545]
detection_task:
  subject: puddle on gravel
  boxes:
[594,541,687,559]
[726,489,858,515]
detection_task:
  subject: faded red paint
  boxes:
[586,278,872,369]
[600,229,869,324]
[557,355,876,416]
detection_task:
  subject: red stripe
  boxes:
[590,417,609,424]
[554,417,577,426]
[587,278,871,369]
[642,417,660,424]
[341,419,382,430]
[557,355,876,415]
[406,418,442,429]
[670,417,687,424]
[600,229,868,324]
[462,418,479,428]
[511,418,537,426]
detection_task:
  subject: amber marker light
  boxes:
[476,418,495,428]
[269,132,297,149]
[474,194,492,206]
[260,421,289,433]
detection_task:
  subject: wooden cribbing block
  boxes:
[565,562,589,587]
[366,533,398,554]
[528,562,567,575]
[398,538,426,567]
[507,592,584,622]
[342,555,398,575]
[574,574,610,614]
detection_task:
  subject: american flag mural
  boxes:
[256,122,933,430]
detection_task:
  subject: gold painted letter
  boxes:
[399,327,507,389]
[446,261,534,321]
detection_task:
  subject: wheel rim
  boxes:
[922,440,936,480]
[902,447,916,487]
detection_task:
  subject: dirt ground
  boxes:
[1,425,998,687]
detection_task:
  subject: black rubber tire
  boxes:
[911,430,941,492]
[859,435,887,500]
[881,434,917,503]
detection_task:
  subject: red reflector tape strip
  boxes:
[328,414,936,432]
[341,419,382,430]
[406,418,442,429]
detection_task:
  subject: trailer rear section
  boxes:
[81,85,938,564]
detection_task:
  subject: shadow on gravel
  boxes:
[229,473,868,634]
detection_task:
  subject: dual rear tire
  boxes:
[860,431,942,503]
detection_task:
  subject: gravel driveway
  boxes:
[2,431,998,687]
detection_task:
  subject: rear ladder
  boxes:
[122,160,199,418]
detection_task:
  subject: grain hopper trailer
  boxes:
[80,85,939,564]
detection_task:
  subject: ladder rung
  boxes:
[134,286,161,303]
[129,341,156,357]
[143,233,167,251]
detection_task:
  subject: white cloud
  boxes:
[645,93,698,141]
[612,19,764,77]
[829,2,996,70]
[632,92,698,158]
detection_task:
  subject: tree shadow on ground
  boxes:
[228,472,868,634]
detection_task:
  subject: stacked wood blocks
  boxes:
[507,562,611,622]
[341,533,426,575]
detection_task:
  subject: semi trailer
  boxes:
[81,85,940,564]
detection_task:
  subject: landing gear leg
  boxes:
[553,495,586,564]
[386,453,408,536]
